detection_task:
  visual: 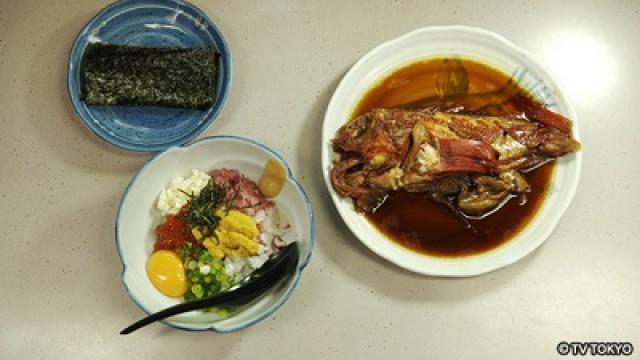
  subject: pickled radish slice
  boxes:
[258,159,286,198]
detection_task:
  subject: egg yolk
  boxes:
[146,250,188,297]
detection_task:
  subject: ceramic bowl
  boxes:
[117,136,314,331]
[68,0,231,152]
[321,26,582,276]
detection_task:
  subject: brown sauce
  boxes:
[353,58,555,257]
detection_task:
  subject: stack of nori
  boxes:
[80,43,218,109]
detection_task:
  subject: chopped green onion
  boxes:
[215,308,230,318]
[191,284,205,298]
[199,252,212,263]
[184,292,196,301]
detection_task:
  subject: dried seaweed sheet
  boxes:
[80,43,218,109]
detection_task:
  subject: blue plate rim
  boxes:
[115,135,315,332]
[67,0,232,153]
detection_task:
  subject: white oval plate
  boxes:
[321,26,582,277]
[117,136,314,331]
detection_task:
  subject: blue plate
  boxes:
[67,0,232,152]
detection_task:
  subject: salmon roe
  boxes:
[154,210,193,252]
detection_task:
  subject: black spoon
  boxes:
[120,242,299,335]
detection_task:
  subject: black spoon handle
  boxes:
[120,288,250,335]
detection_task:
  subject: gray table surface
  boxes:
[1,1,639,359]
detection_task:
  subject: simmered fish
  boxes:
[331,101,580,215]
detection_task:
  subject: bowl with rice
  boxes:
[116,135,314,332]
